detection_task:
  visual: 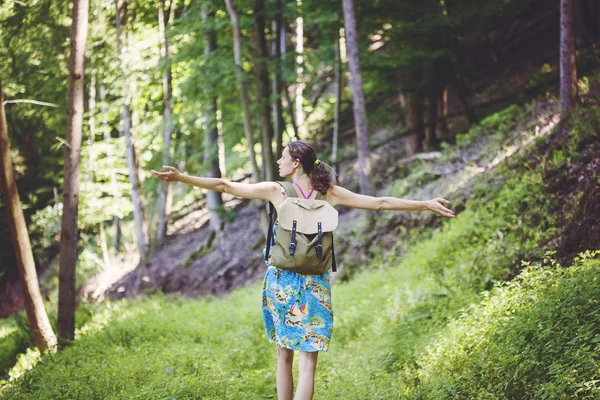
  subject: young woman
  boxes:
[151,140,454,400]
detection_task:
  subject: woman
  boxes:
[151,140,454,400]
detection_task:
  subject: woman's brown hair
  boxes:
[287,140,334,194]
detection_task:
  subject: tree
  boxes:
[253,0,276,181]
[115,0,147,260]
[224,0,260,184]
[0,77,57,353]
[58,0,89,346]
[155,0,176,248]
[342,0,374,195]
[331,27,343,179]
[560,0,577,115]
[272,0,285,159]
[202,4,224,232]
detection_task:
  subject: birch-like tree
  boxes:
[202,4,224,231]
[224,0,260,183]
[115,0,147,260]
[342,0,374,195]
[0,77,57,352]
[272,0,285,159]
[253,0,276,181]
[58,0,89,345]
[155,0,176,247]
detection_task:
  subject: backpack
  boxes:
[264,182,338,274]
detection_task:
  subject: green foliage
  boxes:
[0,315,33,380]
[407,251,600,399]
[455,103,525,148]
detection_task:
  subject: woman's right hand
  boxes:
[151,166,183,182]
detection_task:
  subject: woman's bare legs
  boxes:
[277,346,294,400]
[294,351,319,400]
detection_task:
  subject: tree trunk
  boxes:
[116,0,147,260]
[424,88,439,151]
[176,140,186,201]
[295,0,306,138]
[406,92,425,155]
[253,0,276,181]
[202,5,224,232]
[224,0,260,183]
[87,72,96,182]
[155,0,175,248]
[99,82,121,254]
[58,0,89,346]
[437,86,451,143]
[0,77,57,353]
[331,29,342,179]
[272,0,285,159]
[560,0,577,115]
[342,0,374,195]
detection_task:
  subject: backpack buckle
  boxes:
[315,221,323,258]
[289,220,298,255]
[315,244,323,258]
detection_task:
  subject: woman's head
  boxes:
[279,140,334,193]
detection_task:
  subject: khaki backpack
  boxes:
[265,182,338,274]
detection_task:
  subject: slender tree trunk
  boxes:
[99,82,121,254]
[331,30,342,179]
[216,109,226,176]
[342,0,374,195]
[155,0,175,247]
[202,5,224,232]
[224,0,260,183]
[280,24,299,141]
[87,72,96,182]
[437,86,451,143]
[116,0,146,260]
[560,0,578,115]
[272,0,285,158]
[295,0,306,138]
[0,78,57,353]
[284,82,299,140]
[176,140,186,201]
[58,0,89,346]
[253,0,276,181]
[406,92,425,155]
[99,222,110,267]
[424,88,439,151]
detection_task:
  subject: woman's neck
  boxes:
[291,170,311,188]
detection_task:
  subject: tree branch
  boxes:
[3,99,59,108]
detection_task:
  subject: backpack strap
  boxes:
[277,181,298,198]
[265,181,297,262]
[265,202,275,262]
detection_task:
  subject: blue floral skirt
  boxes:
[261,267,333,352]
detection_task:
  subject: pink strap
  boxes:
[294,182,314,199]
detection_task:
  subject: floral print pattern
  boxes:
[262,219,333,352]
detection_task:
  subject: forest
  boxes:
[1,0,599,398]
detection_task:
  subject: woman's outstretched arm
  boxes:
[327,185,455,218]
[151,166,280,202]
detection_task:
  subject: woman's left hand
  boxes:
[425,198,455,218]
